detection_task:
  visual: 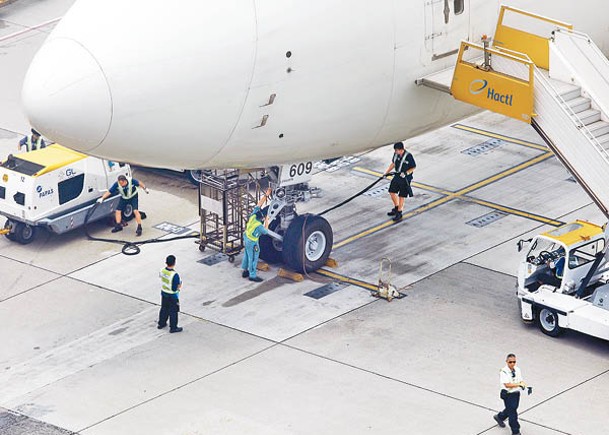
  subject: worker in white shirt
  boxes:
[494,353,527,435]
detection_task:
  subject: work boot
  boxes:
[157,323,166,329]
[392,210,403,222]
[387,206,398,216]
[136,224,142,236]
[249,276,263,283]
[169,327,183,333]
[242,270,250,278]
[493,414,506,428]
[111,225,123,233]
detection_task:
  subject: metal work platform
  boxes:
[198,169,262,260]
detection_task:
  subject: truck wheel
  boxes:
[537,308,562,337]
[282,214,333,273]
[15,223,37,245]
[186,170,204,185]
[121,203,134,221]
[3,219,16,242]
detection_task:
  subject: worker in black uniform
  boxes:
[158,255,183,333]
[384,142,416,221]
[18,129,46,152]
[97,174,147,236]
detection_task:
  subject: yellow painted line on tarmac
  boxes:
[315,269,378,291]
[460,197,564,226]
[351,166,381,178]
[352,167,452,195]
[452,124,547,151]
[340,153,559,249]
[333,194,456,249]
[455,152,553,196]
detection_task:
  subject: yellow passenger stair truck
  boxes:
[417,6,609,341]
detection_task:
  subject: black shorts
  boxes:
[117,195,138,211]
[388,175,413,198]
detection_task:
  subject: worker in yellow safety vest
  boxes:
[97,174,148,236]
[157,255,183,333]
[241,188,272,282]
[18,129,46,152]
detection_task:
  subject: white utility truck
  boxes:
[517,220,609,340]
[0,144,131,244]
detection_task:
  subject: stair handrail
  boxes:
[497,5,573,31]
[494,5,573,69]
[534,68,609,166]
[553,28,609,90]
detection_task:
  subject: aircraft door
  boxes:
[425,0,470,60]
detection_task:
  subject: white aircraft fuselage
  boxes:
[21,0,609,169]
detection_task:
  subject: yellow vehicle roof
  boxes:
[16,144,87,176]
[541,220,604,246]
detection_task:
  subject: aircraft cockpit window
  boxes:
[454,0,464,15]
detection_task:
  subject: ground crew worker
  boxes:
[157,255,183,333]
[532,248,565,290]
[97,174,147,236]
[241,188,272,282]
[494,353,527,435]
[18,129,45,152]
[384,142,416,222]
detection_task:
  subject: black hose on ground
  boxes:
[83,202,198,255]
[318,173,389,216]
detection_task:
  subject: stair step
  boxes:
[599,136,609,153]
[595,133,609,146]
[576,108,601,125]
[587,121,609,137]
[550,79,581,101]
[564,96,591,113]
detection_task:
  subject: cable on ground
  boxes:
[83,202,199,256]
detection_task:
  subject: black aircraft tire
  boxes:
[282,214,333,273]
[259,213,283,264]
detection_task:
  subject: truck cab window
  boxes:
[570,239,605,268]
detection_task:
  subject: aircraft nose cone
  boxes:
[22,38,112,152]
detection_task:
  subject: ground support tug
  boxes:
[0,144,131,244]
[517,220,609,340]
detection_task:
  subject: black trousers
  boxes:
[388,175,413,197]
[158,293,179,329]
[498,391,521,434]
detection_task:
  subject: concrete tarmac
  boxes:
[1,1,608,434]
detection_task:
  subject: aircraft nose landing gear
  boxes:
[258,163,333,273]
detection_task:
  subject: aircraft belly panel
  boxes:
[210,0,396,167]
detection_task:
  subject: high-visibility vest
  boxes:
[117,178,138,199]
[394,151,412,174]
[25,136,44,152]
[245,214,262,242]
[160,268,178,294]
